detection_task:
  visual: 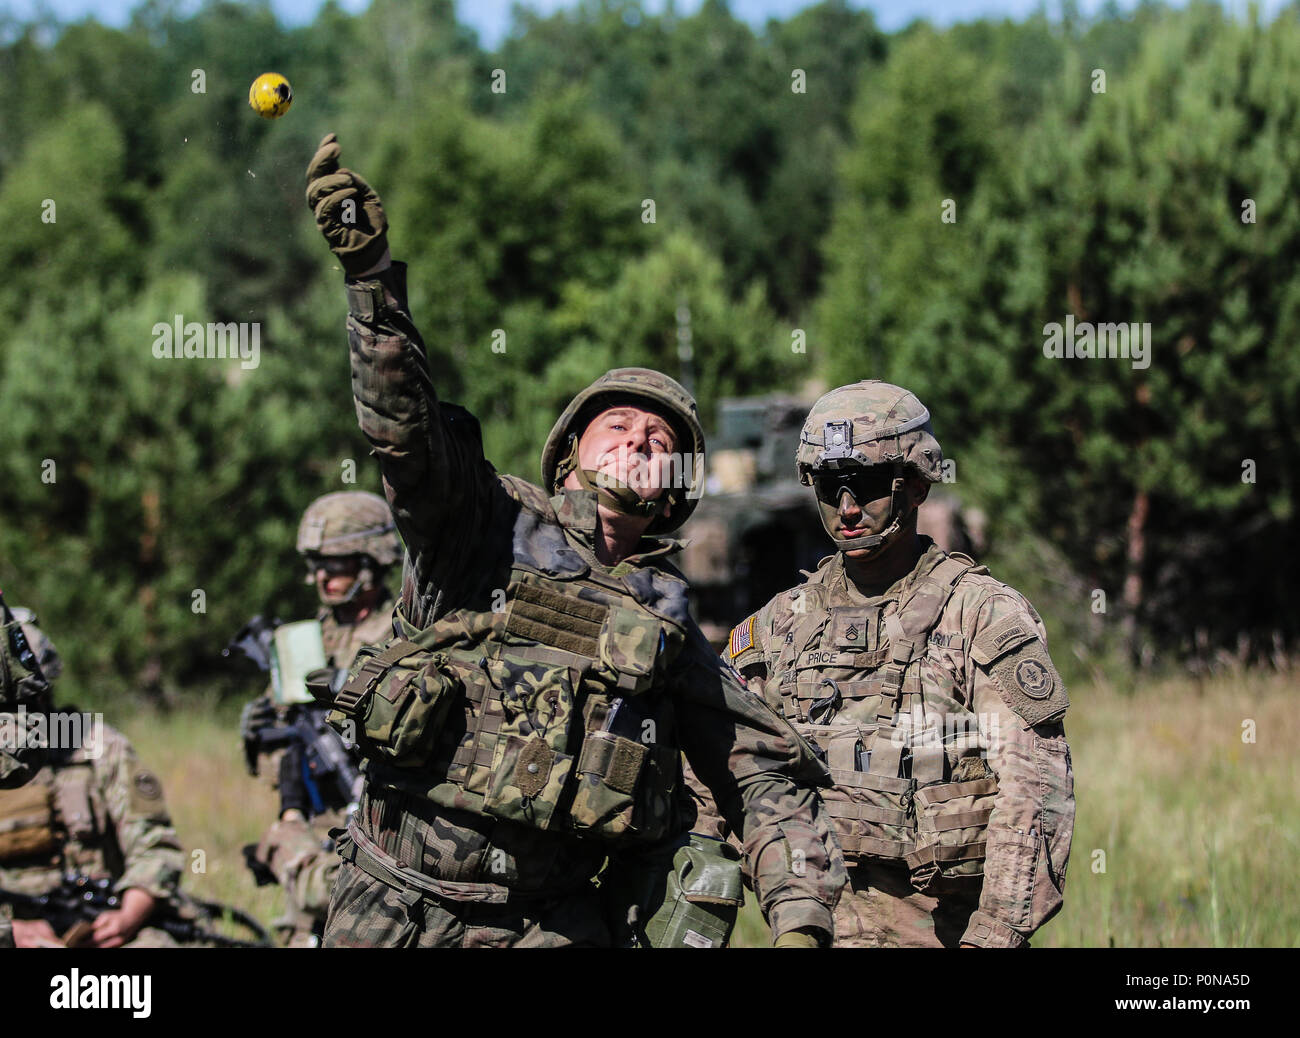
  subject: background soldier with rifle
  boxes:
[234,492,397,946]
[0,610,238,948]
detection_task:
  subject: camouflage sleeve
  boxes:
[343,260,497,582]
[256,817,338,919]
[687,606,774,843]
[0,905,11,948]
[961,591,1075,948]
[674,625,846,941]
[95,728,185,900]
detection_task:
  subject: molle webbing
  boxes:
[505,582,607,657]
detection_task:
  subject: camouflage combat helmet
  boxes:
[9,607,62,681]
[541,368,706,536]
[797,381,943,552]
[296,492,401,566]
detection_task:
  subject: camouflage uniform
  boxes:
[0,614,185,948]
[302,144,846,941]
[252,601,393,947]
[696,382,1075,947]
[0,724,186,948]
[248,492,398,947]
[1,606,52,792]
[1,605,53,947]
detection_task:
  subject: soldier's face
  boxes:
[308,555,363,604]
[565,405,679,505]
[815,467,928,556]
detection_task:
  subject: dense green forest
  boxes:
[0,0,1293,703]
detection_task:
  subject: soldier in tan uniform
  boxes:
[696,382,1075,947]
[240,491,398,946]
[0,612,186,948]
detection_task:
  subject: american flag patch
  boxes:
[729,616,756,659]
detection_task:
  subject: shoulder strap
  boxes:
[875,553,976,723]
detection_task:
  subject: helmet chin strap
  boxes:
[821,471,909,553]
[557,433,671,521]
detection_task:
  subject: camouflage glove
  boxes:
[305,133,390,277]
[239,694,277,776]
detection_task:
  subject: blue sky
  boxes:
[4,0,1266,50]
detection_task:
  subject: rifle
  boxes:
[222,614,279,680]
[0,873,272,948]
[255,703,362,817]
[225,615,359,817]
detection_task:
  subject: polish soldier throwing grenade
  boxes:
[238,491,399,947]
[697,382,1075,947]
[303,133,845,948]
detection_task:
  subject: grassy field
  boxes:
[112,671,1298,947]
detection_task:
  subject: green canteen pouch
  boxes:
[906,759,998,890]
[644,835,744,949]
[327,639,460,768]
[480,655,579,831]
[794,721,917,866]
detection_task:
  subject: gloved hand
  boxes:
[773,927,827,948]
[239,694,277,776]
[305,133,390,277]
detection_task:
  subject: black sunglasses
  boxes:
[812,467,899,506]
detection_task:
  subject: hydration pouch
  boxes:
[645,835,744,948]
[906,756,997,890]
[322,639,461,768]
[794,722,917,866]
[0,782,60,862]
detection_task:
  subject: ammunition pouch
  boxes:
[0,782,60,863]
[796,722,996,890]
[906,775,997,889]
[319,641,461,768]
[795,722,917,866]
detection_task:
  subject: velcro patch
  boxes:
[986,640,1069,728]
[729,617,756,659]
[828,608,875,650]
[128,770,168,818]
[970,614,1037,665]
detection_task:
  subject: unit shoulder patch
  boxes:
[128,769,168,817]
[983,637,1068,728]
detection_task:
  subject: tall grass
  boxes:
[112,672,1297,947]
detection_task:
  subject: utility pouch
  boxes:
[795,722,917,866]
[639,835,744,948]
[480,656,580,831]
[0,782,60,862]
[569,728,677,842]
[323,639,461,768]
[907,760,998,890]
[597,606,667,694]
